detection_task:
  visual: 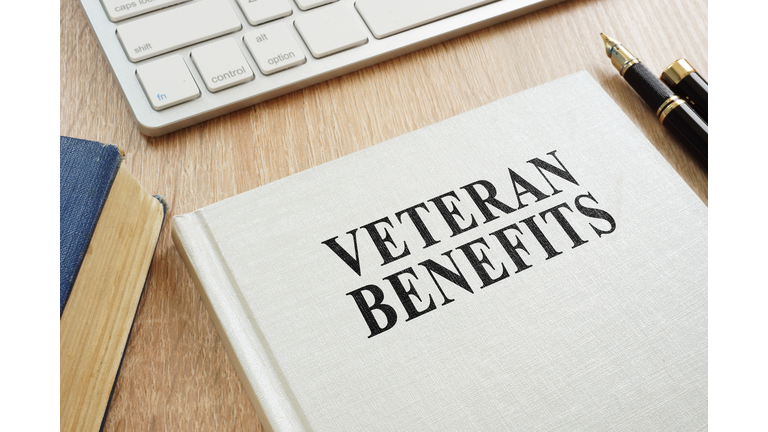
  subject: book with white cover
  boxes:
[172,72,707,432]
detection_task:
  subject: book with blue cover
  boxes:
[60,136,123,314]
[60,136,166,432]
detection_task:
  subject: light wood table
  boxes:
[60,0,707,430]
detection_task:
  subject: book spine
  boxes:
[60,137,124,315]
[171,213,309,432]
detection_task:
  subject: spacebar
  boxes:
[354,0,498,39]
[116,0,242,63]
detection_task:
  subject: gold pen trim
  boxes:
[661,59,696,87]
[619,58,639,76]
[656,95,683,117]
[609,44,638,75]
[659,98,686,125]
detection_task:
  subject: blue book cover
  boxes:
[60,136,123,315]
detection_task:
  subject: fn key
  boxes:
[136,55,201,111]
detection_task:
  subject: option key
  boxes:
[243,23,307,75]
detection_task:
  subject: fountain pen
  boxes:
[601,33,707,163]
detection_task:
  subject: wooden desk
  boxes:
[60,0,707,429]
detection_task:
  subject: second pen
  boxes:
[601,33,707,163]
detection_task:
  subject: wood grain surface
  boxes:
[60,0,708,430]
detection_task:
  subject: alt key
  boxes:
[243,23,307,76]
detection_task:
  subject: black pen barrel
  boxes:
[662,103,708,161]
[669,73,708,123]
[623,63,707,162]
[623,63,675,110]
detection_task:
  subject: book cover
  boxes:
[172,72,707,431]
[60,136,123,314]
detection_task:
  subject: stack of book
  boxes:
[60,136,165,432]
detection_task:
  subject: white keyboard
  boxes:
[80,0,562,135]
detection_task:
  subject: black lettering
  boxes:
[519,215,561,259]
[575,193,617,237]
[489,223,532,273]
[526,150,579,195]
[539,202,588,249]
[395,203,440,249]
[428,191,478,237]
[455,237,509,288]
[461,180,515,223]
[508,169,549,209]
[361,217,411,266]
[383,267,436,322]
[418,252,473,305]
[322,229,362,276]
[346,285,398,338]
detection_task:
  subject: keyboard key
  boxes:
[116,0,242,62]
[191,39,255,92]
[100,0,190,22]
[235,0,293,26]
[243,24,307,75]
[355,0,497,39]
[294,5,368,59]
[294,0,337,11]
[136,55,200,110]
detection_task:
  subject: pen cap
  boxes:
[661,59,708,123]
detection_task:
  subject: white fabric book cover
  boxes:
[172,72,707,431]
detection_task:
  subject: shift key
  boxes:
[117,0,242,63]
